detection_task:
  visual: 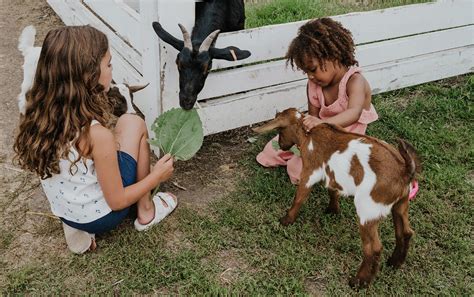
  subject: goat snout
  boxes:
[179,93,197,110]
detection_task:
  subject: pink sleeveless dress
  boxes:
[256,67,378,184]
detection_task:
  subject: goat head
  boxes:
[152,22,251,110]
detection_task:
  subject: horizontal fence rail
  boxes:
[47,0,474,138]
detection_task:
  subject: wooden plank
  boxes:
[123,0,139,12]
[158,1,196,112]
[84,0,142,52]
[198,25,474,100]
[211,0,474,69]
[47,0,142,74]
[110,47,143,85]
[198,46,474,135]
[132,0,161,147]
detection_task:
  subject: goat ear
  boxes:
[128,83,150,93]
[210,46,251,61]
[152,22,184,51]
[252,118,284,134]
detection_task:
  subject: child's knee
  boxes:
[117,114,146,133]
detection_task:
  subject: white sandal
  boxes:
[134,192,178,232]
[62,223,95,254]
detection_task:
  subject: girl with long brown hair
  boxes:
[14,25,177,254]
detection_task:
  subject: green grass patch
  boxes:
[3,75,472,295]
[245,0,432,28]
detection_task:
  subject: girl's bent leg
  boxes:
[114,114,176,225]
[114,114,153,223]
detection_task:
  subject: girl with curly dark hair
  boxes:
[257,18,378,184]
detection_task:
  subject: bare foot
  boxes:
[137,192,177,225]
[89,238,97,252]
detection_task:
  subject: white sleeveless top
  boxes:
[40,121,112,223]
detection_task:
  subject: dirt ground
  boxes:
[0,0,252,283]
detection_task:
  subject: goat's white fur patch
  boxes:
[307,140,314,152]
[295,112,302,119]
[323,139,393,224]
[305,165,325,188]
[18,25,41,115]
[304,139,393,224]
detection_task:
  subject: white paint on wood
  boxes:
[212,0,474,69]
[198,46,473,135]
[84,0,142,51]
[46,0,474,142]
[157,1,196,112]
[47,0,142,73]
[199,25,473,100]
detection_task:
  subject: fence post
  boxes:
[157,0,195,112]
[138,0,195,155]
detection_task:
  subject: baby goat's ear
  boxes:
[253,117,286,134]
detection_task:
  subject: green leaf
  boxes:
[289,146,301,156]
[150,108,204,161]
[271,140,301,156]
[271,140,280,151]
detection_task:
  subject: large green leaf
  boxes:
[271,140,301,156]
[149,108,204,161]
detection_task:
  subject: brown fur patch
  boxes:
[350,155,364,186]
[325,166,343,191]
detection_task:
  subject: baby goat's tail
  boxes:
[397,139,421,183]
[18,25,36,56]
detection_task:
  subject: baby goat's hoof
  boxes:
[387,256,404,268]
[324,206,340,215]
[349,276,370,289]
[279,215,295,226]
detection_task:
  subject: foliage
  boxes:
[149,108,204,161]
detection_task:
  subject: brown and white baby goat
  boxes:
[253,108,421,288]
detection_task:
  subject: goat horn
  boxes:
[128,83,150,93]
[199,29,220,53]
[178,23,192,50]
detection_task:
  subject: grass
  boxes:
[245,0,432,28]
[3,75,472,295]
[3,1,472,295]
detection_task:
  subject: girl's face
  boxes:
[302,58,342,88]
[98,49,113,92]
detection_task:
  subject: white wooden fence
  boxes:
[47,0,473,138]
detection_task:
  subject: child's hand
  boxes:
[152,153,174,183]
[303,115,323,132]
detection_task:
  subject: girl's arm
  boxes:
[307,97,320,117]
[322,74,368,128]
[90,125,171,210]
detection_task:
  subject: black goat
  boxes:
[152,0,251,110]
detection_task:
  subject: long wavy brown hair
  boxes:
[14,25,112,179]
[286,17,358,72]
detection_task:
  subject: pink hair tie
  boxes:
[409,180,419,201]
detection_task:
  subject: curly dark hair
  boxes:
[14,25,112,179]
[286,17,358,72]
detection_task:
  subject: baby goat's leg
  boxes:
[325,189,340,214]
[280,175,313,226]
[388,196,414,268]
[349,219,382,288]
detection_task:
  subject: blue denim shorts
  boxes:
[61,151,137,234]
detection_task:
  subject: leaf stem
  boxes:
[151,185,160,198]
